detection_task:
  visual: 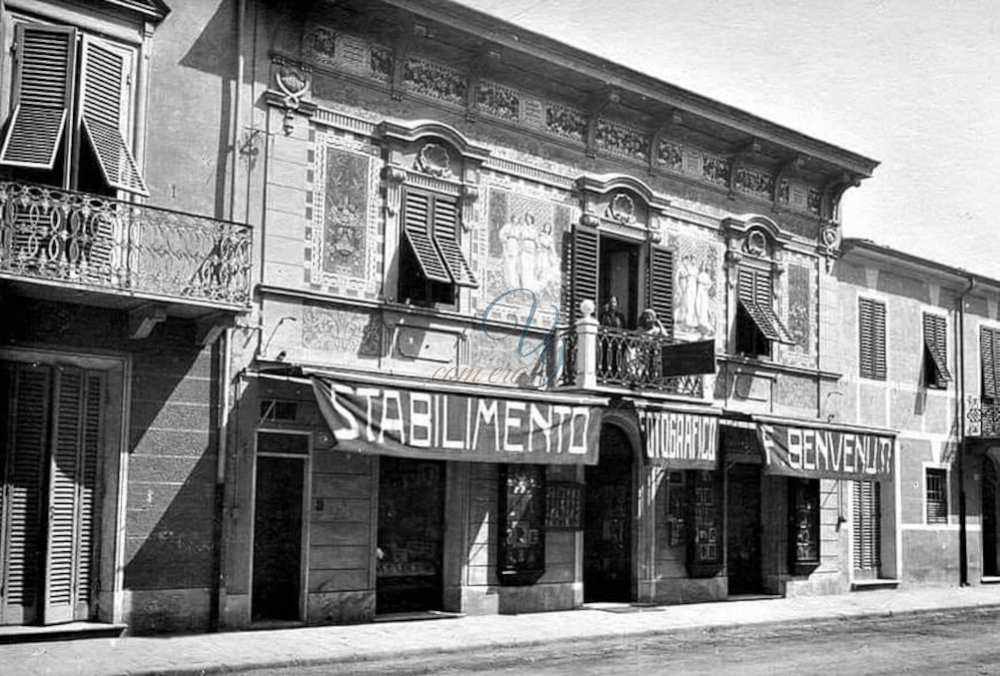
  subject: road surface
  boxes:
[251,608,1000,675]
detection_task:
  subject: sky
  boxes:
[458,0,1000,277]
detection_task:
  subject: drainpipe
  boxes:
[214,0,246,632]
[958,275,977,586]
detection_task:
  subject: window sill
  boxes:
[980,576,1000,584]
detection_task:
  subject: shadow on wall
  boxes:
[123,322,221,635]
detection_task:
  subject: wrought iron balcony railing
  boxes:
[0,182,252,308]
[559,323,704,397]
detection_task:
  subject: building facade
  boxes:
[16,0,990,638]
[835,239,1000,589]
[0,0,251,634]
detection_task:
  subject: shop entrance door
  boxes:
[252,452,306,622]
[376,457,445,614]
[584,425,633,602]
[984,459,998,577]
[0,362,104,626]
[726,464,763,595]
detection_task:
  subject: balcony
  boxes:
[0,182,252,314]
[560,320,706,397]
[968,400,1000,438]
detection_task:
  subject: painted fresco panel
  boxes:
[670,232,721,341]
[787,264,811,353]
[482,186,570,325]
[309,134,381,298]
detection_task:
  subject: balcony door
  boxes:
[0,361,104,626]
[599,235,640,329]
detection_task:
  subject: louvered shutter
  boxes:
[922,313,951,387]
[647,245,673,338]
[78,37,148,196]
[42,366,101,624]
[0,24,77,170]
[401,189,451,284]
[984,328,1000,403]
[569,221,599,323]
[852,480,881,572]
[431,196,477,287]
[859,298,887,381]
[737,267,794,344]
[1,362,50,625]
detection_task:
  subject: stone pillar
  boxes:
[576,300,598,390]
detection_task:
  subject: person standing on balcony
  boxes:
[637,308,668,381]
[599,296,627,378]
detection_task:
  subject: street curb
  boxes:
[136,603,1000,675]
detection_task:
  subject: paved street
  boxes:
[4,587,1000,675]
[260,608,1000,675]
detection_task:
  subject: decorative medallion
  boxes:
[607,192,635,224]
[273,59,311,135]
[415,143,452,178]
[744,229,767,257]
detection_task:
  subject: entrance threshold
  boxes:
[0,622,126,645]
[582,602,661,614]
[726,593,782,602]
[850,579,901,591]
[373,610,464,623]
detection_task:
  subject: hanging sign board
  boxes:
[312,378,601,465]
[641,410,719,469]
[757,423,894,480]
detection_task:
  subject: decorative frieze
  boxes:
[370,44,392,83]
[656,139,683,170]
[477,80,520,122]
[545,104,587,142]
[702,156,731,186]
[403,57,466,104]
[595,118,648,161]
[735,167,774,199]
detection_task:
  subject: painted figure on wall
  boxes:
[499,212,559,297]
[674,238,719,340]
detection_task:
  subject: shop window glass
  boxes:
[498,464,545,585]
[788,478,820,574]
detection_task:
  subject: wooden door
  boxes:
[853,480,882,579]
[984,459,998,577]
[584,425,633,602]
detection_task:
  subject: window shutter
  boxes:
[0,24,77,170]
[570,221,599,323]
[984,328,1000,403]
[42,367,102,624]
[1,362,51,625]
[736,267,794,344]
[922,313,951,387]
[647,245,673,338]
[401,189,452,284]
[78,37,149,196]
[859,298,886,381]
[431,196,477,288]
[853,480,881,571]
[871,301,886,380]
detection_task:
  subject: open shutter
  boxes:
[922,313,951,387]
[78,37,148,196]
[1,362,50,625]
[431,196,477,287]
[737,267,794,344]
[0,24,77,169]
[42,367,101,624]
[569,221,599,323]
[647,245,673,338]
[401,188,452,284]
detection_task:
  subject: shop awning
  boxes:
[640,408,720,470]
[719,416,895,480]
[310,376,603,465]
[756,418,895,481]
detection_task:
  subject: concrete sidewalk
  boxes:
[5,586,1000,675]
